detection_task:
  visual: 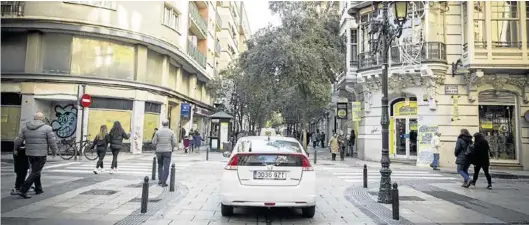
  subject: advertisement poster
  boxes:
[180,103,190,118]
[416,124,438,167]
[219,122,229,150]
[351,102,361,122]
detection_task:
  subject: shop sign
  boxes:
[336,103,348,119]
[180,103,190,118]
[445,85,459,95]
[393,101,417,116]
[481,121,493,129]
[451,96,460,121]
[351,102,361,122]
[417,124,439,166]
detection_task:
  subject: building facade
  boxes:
[0,1,249,153]
[337,1,529,169]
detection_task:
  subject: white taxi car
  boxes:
[220,136,316,218]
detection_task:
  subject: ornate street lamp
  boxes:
[350,1,408,204]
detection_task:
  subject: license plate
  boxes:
[253,171,287,180]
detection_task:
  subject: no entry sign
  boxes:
[80,94,92,108]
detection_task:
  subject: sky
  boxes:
[244,1,281,35]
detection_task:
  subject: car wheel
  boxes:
[301,206,315,218]
[221,203,234,216]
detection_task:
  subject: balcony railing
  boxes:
[492,41,522,48]
[187,40,206,68]
[215,40,221,55]
[1,1,24,16]
[215,10,222,31]
[189,2,207,36]
[358,42,447,70]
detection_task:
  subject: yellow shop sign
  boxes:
[393,101,417,116]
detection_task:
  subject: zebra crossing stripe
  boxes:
[343,177,457,182]
[331,171,432,175]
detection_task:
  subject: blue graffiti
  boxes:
[51,104,77,138]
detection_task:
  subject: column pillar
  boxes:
[131,100,145,154]
[19,95,37,132]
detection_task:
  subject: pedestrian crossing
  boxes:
[319,166,457,183]
[46,161,194,176]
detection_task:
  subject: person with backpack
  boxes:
[454,129,473,188]
[91,125,110,174]
[469,132,492,189]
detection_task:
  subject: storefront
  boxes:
[87,97,133,150]
[390,98,418,160]
[1,93,22,151]
[143,102,162,142]
[478,90,519,162]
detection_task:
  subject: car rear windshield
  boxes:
[237,154,302,166]
[235,139,302,153]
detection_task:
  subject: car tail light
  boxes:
[225,154,239,170]
[300,155,313,171]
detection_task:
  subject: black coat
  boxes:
[91,134,110,151]
[109,131,130,150]
[472,138,490,166]
[454,134,473,165]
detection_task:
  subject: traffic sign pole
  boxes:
[77,86,88,160]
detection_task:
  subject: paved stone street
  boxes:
[2,146,529,225]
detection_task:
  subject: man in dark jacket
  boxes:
[11,141,29,195]
[454,129,472,188]
[14,112,58,198]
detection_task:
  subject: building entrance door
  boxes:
[393,117,418,159]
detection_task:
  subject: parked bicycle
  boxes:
[57,135,96,160]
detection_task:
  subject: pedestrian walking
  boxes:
[188,131,195,153]
[337,130,345,161]
[430,132,441,170]
[320,132,326,148]
[328,133,339,161]
[152,120,177,187]
[11,140,29,195]
[108,121,130,174]
[311,132,318,148]
[91,125,110,174]
[454,129,473,188]
[193,131,203,154]
[469,132,492,189]
[183,135,190,153]
[348,130,356,157]
[13,112,58,198]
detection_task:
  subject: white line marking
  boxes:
[332,171,433,175]
[47,169,181,175]
[45,162,81,169]
[343,177,457,182]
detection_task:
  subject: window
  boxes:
[145,102,162,113]
[145,50,163,85]
[163,5,179,31]
[1,32,27,73]
[359,14,369,53]
[71,36,135,80]
[42,33,73,74]
[473,2,486,48]
[350,29,358,64]
[65,1,115,9]
[90,97,133,110]
[462,2,468,50]
[490,1,520,48]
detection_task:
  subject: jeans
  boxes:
[96,149,106,169]
[156,152,172,184]
[473,164,492,185]
[111,148,120,169]
[339,148,345,160]
[431,153,439,169]
[312,141,317,148]
[331,153,336,161]
[20,156,46,194]
[456,163,470,182]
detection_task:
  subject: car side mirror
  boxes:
[222,151,231,158]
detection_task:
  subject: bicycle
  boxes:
[58,135,96,160]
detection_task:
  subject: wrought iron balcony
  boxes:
[1,1,24,16]
[187,40,206,68]
[188,2,207,37]
[358,42,447,70]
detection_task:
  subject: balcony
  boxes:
[358,42,447,70]
[1,1,24,16]
[215,40,221,57]
[215,10,222,32]
[188,2,207,39]
[187,40,206,68]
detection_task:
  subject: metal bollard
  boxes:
[151,157,156,181]
[169,163,176,192]
[141,176,149,213]
[363,164,368,188]
[314,148,317,164]
[392,183,399,220]
[206,146,209,161]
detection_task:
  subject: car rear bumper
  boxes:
[220,171,316,207]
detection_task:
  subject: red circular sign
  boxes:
[80,94,92,108]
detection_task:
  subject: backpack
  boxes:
[464,143,475,157]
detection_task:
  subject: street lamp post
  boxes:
[351,1,408,204]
